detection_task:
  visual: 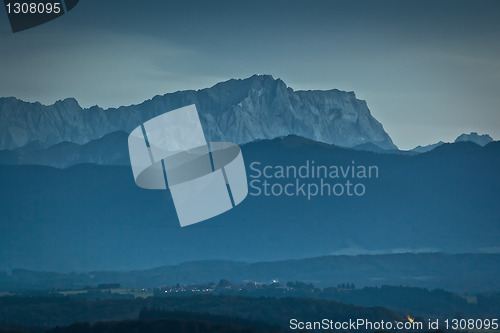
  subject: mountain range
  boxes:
[455,132,493,146]
[0,75,396,151]
[0,131,130,168]
[0,75,498,287]
[1,75,496,169]
[411,132,494,153]
[0,128,494,168]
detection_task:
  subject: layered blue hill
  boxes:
[0,136,498,272]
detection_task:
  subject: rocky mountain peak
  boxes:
[0,76,397,150]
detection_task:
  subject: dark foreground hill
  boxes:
[0,294,400,330]
[45,318,284,333]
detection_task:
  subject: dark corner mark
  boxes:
[3,0,80,33]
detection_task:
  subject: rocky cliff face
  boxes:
[0,75,396,150]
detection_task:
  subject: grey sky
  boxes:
[0,0,499,149]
